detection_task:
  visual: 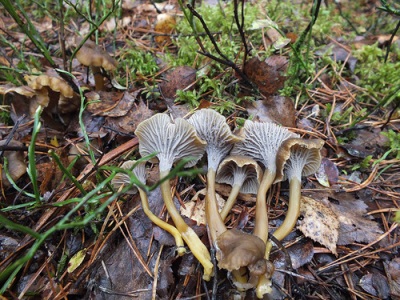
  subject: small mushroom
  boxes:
[111,160,185,255]
[0,140,27,188]
[135,113,213,280]
[75,39,117,91]
[231,120,298,243]
[272,138,324,242]
[25,74,80,116]
[216,155,262,221]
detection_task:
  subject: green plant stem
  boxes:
[253,170,275,244]
[0,215,41,239]
[28,106,43,202]
[159,169,213,281]
[49,150,87,195]
[138,188,186,256]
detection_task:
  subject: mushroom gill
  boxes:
[216,155,262,221]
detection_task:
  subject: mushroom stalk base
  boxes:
[160,170,213,280]
[220,183,241,221]
[254,170,275,244]
[138,189,185,256]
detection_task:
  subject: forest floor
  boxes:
[0,0,400,299]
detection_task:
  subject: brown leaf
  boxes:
[384,258,400,298]
[113,100,154,133]
[244,56,288,96]
[244,95,295,127]
[159,66,197,99]
[331,199,383,245]
[297,196,339,255]
[86,91,139,117]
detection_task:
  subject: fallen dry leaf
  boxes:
[297,196,339,255]
[331,199,383,245]
[384,257,400,298]
[159,66,197,99]
[245,95,295,127]
[244,55,288,96]
[180,188,225,226]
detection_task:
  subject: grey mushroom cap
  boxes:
[216,155,262,194]
[231,120,298,176]
[277,138,324,181]
[135,113,206,172]
[111,160,147,194]
[188,109,242,171]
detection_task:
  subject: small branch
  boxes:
[186,4,256,89]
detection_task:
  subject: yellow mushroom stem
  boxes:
[271,177,301,243]
[253,170,276,244]
[206,168,228,242]
[160,170,213,280]
[92,66,104,91]
[137,188,186,256]
[219,183,241,221]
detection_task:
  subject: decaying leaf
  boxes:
[297,196,339,255]
[0,139,27,188]
[245,95,295,127]
[331,199,383,245]
[159,66,197,99]
[341,128,388,158]
[86,90,139,117]
[359,272,390,299]
[384,257,400,298]
[180,188,225,226]
[244,56,288,96]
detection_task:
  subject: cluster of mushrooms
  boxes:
[111,109,324,298]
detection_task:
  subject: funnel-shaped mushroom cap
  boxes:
[76,39,117,71]
[216,155,262,194]
[111,160,146,194]
[216,229,267,272]
[135,114,206,172]
[231,120,298,174]
[277,138,324,181]
[188,109,242,171]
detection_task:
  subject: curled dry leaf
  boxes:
[315,157,339,187]
[86,90,140,117]
[359,272,390,299]
[297,196,339,255]
[180,188,225,226]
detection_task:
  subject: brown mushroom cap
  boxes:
[188,109,242,171]
[75,39,117,72]
[216,229,266,272]
[277,138,324,181]
[216,155,262,194]
[25,74,80,114]
[135,113,206,172]
[231,120,298,175]
[111,160,146,194]
[0,140,26,188]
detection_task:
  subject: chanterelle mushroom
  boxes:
[135,113,213,280]
[272,138,324,243]
[75,39,117,91]
[231,120,299,243]
[188,109,272,290]
[111,160,185,255]
[216,155,262,221]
